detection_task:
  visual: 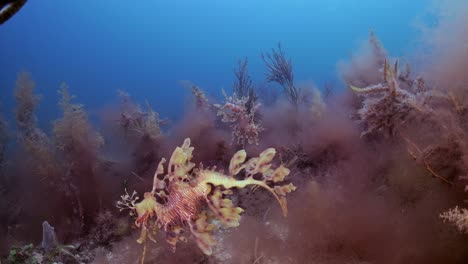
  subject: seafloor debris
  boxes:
[117,138,296,262]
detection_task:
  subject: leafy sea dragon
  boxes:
[118,138,296,262]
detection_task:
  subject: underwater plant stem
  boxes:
[140,240,147,264]
[402,135,453,185]
[253,236,264,264]
[424,161,453,185]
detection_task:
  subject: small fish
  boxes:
[0,0,27,25]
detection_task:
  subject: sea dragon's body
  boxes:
[118,138,296,260]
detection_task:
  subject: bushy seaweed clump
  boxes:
[117,90,163,141]
[14,72,59,179]
[346,33,468,247]
[54,84,104,159]
[348,33,468,186]
[4,11,468,263]
[7,73,114,238]
[114,90,165,178]
[52,84,106,231]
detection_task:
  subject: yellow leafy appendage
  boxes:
[119,138,296,259]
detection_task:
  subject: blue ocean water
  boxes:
[0,0,427,125]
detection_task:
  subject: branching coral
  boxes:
[214,90,263,145]
[262,43,298,106]
[118,138,296,262]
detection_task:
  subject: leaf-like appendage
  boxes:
[270,165,290,183]
[135,193,157,227]
[134,193,158,244]
[201,147,296,217]
[207,187,244,227]
[168,138,196,182]
[190,211,217,255]
[168,147,187,180]
[166,225,186,252]
[272,183,297,217]
[244,157,258,176]
[244,148,276,177]
[229,150,246,176]
[274,183,297,196]
[181,138,194,161]
[256,148,276,174]
[152,158,167,193]
[350,84,388,94]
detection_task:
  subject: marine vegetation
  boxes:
[348,32,467,185]
[117,90,164,141]
[118,138,296,263]
[350,59,430,137]
[0,103,7,172]
[233,57,258,114]
[214,90,263,146]
[347,32,468,245]
[5,4,468,263]
[262,43,298,106]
